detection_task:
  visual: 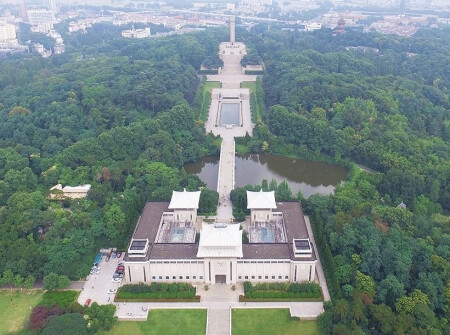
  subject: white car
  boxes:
[112,278,121,283]
[107,289,117,294]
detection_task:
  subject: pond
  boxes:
[184,153,348,198]
[219,103,240,126]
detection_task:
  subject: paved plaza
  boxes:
[77,254,124,306]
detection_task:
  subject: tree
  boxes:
[24,275,36,289]
[14,274,24,289]
[1,269,15,289]
[43,273,70,290]
[355,271,376,304]
[103,204,126,238]
[376,274,405,307]
[395,289,430,314]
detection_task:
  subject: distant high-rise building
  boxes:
[0,22,16,40]
[27,9,54,26]
[48,0,58,15]
[20,0,27,21]
[400,0,408,13]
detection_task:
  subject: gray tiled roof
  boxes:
[125,200,316,262]
[150,244,199,259]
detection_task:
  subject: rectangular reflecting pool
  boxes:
[219,103,240,126]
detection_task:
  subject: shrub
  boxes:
[117,283,196,300]
[244,281,322,299]
[40,291,79,309]
[41,313,87,335]
[29,306,51,330]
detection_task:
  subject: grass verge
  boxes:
[99,309,206,335]
[0,290,43,335]
[200,81,221,121]
[232,308,319,335]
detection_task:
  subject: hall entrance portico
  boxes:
[215,275,226,284]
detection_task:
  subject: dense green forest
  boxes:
[0,30,224,282]
[0,18,449,335]
[241,26,449,334]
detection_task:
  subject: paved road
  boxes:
[305,216,331,301]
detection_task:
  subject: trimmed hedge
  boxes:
[243,281,322,300]
[117,283,196,300]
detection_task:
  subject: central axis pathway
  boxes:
[205,42,256,224]
[216,135,235,222]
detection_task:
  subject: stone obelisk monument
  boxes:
[230,16,236,44]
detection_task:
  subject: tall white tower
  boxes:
[230,16,236,44]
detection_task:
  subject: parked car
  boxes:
[90,270,100,275]
[107,289,117,294]
[117,252,122,258]
[112,278,122,283]
[112,273,123,279]
[105,255,110,262]
[112,251,117,259]
[117,262,124,267]
[116,270,124,275]
[84,299,91,307]
[116,266,124,271]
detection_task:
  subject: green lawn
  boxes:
[101,309,207,335]
[241,81,263,122]
[232,309,319,335]
[0,290,43,335]
[241,81,256,92]
[200,81,221,121]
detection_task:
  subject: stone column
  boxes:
[230,16,235,44]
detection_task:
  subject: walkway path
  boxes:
[305,216,331,301]
[216,137,235,222]
[205,42,256,222]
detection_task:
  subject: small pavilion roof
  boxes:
[246,190,277,209]
[168,189,201,209]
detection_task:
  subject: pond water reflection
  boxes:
[184,153,348,198]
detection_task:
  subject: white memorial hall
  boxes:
[123,189,317,285]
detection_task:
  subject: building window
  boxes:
[179,276,183,280]
[172,276,176,280]
[258,276,262,279]
[238,276,242,279]
[251,276,255,279]
[285,276,288,280]
[159,276,162,280]
[166,276,169,280]
[245,276,248,279]
[272,276,275,279]
[193,276,196,279]
[278,276,282,279]
[152,276,156,280]
[186,276,190,280]
[265,276,268,279]
[199,276,203,279]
